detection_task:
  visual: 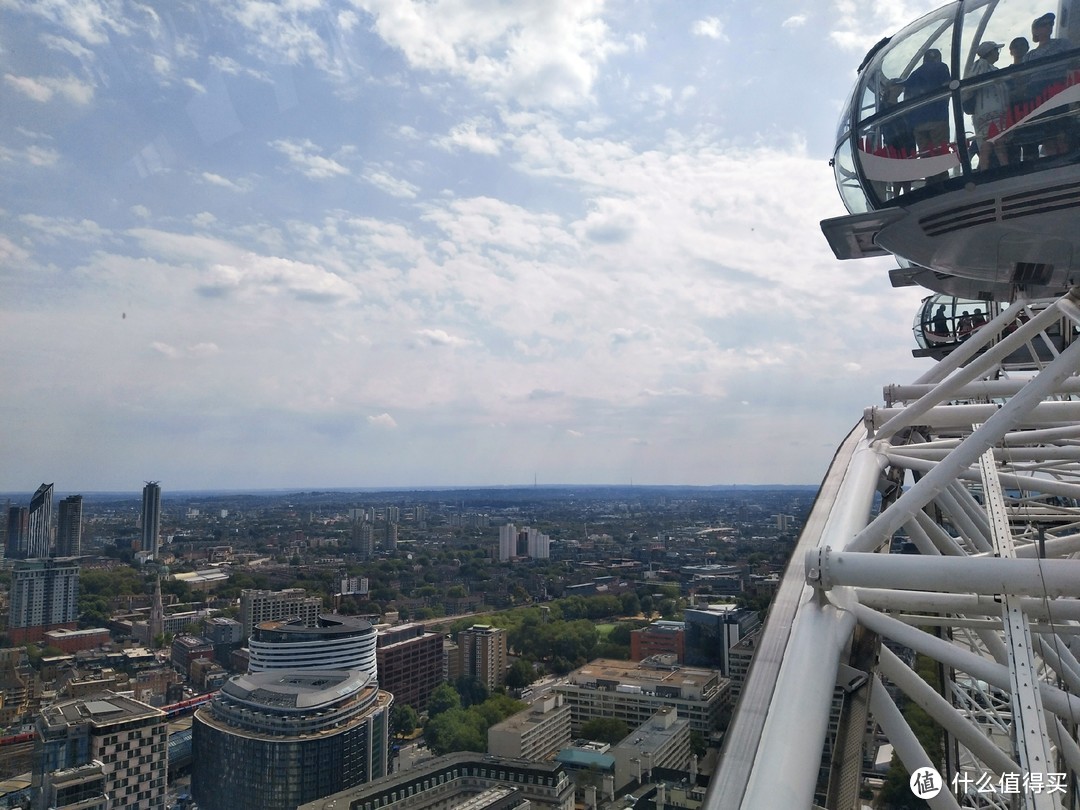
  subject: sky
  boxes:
[0,0,947,491]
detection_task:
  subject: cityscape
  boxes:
[0,482,814,809]
[10,0,1080,808]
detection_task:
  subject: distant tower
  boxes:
[27,483,54,558]
[141,482,161,559]
[353,521,374,559]
[6,506,28,560]
[56,495,83,557]
[498,523,516,562]
[384,521,397,552]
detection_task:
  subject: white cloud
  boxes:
[198,253,358,304]
[208,55,271,82]
[436,118,502,155]
[18,214,108,243]
[368,413,398,429]
[4,0,133,45]
[364,169,420,199]
[200,172,249,192]
[691,17,728,42]
[223,0,347,73]
[414,329,474,348]
[0,235,30,265]
[0,143,61,167]
[4,73,94,104]
[828,1,943,52]
[150,341,221,359]
[355,0,624,108]
[270,139,350,179]
[783,15,808,29]
[151,341,180,358]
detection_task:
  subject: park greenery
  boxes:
[424,680,524,755]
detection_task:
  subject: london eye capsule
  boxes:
[821,0,1080,299]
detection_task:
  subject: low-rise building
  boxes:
[629,621,685,663]
[488,694,571,761]
[297,752,575,810]
[554,657,729,736]
[40,760,108,810]
[44,628,112,654]
[170,636,213,681]
[610,708,691,791]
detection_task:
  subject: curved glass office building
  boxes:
[248,613,378,678]
[192,669,392,810]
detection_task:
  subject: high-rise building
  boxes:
[141,482,161,559]
[9,558,80,643]
[526,526,551,559]
[56,495,83,557]
[375,623,444,711]
[7,506,28,560]
[192,669,392,810]
[353,521,374,559]
[27,483,54,558]
[499,524,551,561]
[248,614,377,677]
[36,691,168,809]
[457,624,507,692]
[239,588,322,640]
[498,523,516,562]
[383,521,397,552]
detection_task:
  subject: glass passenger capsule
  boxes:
[911,293,1080,362]
[822,0,1080,298]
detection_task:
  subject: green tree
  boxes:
[690,731,707,758]
[454,676,488,708]
[425,708,486,755]
[505,659,537,690]
[427,682,461,718]
[392,704,419,739]
[474,693,524,727]
[620,592,641,617]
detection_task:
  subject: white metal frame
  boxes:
[707,291,1080,809]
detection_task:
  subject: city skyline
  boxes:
[1,1,942,491]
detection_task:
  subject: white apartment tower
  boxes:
[239,588,322,640]
[498,523,516,562]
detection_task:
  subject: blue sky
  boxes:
[1,0,943,490]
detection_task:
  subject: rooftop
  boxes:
[40,692,164,732]
[221,669,371,711]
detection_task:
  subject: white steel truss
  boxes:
[707,290,1080,810]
